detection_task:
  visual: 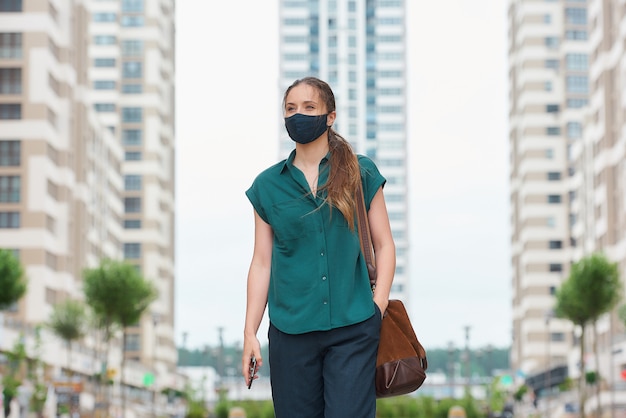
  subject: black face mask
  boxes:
[284,113,329,144]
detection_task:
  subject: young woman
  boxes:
[242,77,396,417]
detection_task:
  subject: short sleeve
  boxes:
[357,155,386,210]
[245,180,269,224]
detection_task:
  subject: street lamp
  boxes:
[151,313,160,418]
[464,326,471,393]
[545,310,554,416]
[447,341,456,398]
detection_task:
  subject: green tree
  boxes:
[0,248,27,309]
[48,299,88,376]
[29,326,48,418]
[554,252,621,418]
[83,259,157,417]
[2,337,27,418]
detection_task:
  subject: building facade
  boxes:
[88,0,177,377]
[278,0,409,301]
[509,0,626,411]
[0,0,179,412]
[577,0,626,410]
[507,0,588,381]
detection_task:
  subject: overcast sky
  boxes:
[174,0,511,352]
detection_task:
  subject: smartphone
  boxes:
[247,357,257,389]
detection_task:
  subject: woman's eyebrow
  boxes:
[285,100,318,106]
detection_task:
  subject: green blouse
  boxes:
[246,150,386,334]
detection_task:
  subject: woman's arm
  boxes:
[367,187,396,315]
[241,210,273,384]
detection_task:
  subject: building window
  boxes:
[378,17,402,25]
[549,240,563,249]
[93,12,116,22]
[569,190,577,202]
[545,37,559,49]
[122,107,142,123]
[124,175,142,190]
[565,54,588,71]
[0,0,22,12]
[566,98,588,108]
[123,243,141,259]
[122,84,142,94]
[545,81,553,91]
[121,15,144,27]
[124,333,141,351]
[125,151,142,161]
[94,103,116,112]
[546,127,561,136]
[548,194,562,204]
[0,211,20,228]
[121,40,143,56]
[124,219,141,229]
[93,80,116,90]
[565,8,586,25]
[385,194,404,202]
[122,61,142,78]
[94,58,116,67]
[569,213,577,227]
[124,197,141,213]
[547,172,561,181]
[379,70,402,78]
[0,68,21,94]
[123,129,142,146]
[284,53,308,61]
[93,35,117,45]
[566,76,588,94]
[546,104,559,113]
[0,104,21,119]
[549,263,563,272]
[567,122,582,138]
[122,0,143,12]
[565,30,587,40]
[0,33,22,58]
[545,59,559,70]
[0,140,20,166]
[0,175,20,202]
[378,35,402,43]
[285,35,307,43]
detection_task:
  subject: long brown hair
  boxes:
[283,77,360,229]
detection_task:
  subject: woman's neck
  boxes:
[294,139,329,169]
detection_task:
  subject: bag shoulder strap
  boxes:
[355,165,377,290]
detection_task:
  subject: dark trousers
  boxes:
[268,306,381,418]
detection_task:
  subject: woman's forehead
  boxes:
[286,84,320,102]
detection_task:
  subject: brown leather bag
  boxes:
[355,179,428,398]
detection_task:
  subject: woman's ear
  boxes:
[327,111,337,127]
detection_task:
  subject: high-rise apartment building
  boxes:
[508,0,589,384]
[278,0,409,301]
[574,0,626,411]
[0,0,178,410]
[89,0,177,375]
[510,0,626,411]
